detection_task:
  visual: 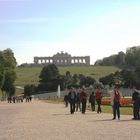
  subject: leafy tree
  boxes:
[125,46,140,68]
[0,49,17,97]
[121,69,140,88]
[64,71,73,88]
[99,69,140,88]
[1,69,16,94]
[38,64,60,91]
[80,76,96,87]
[39,64,59,82]
[99,73,115,86]
[94,59,102,66]
[2,48,17,68]
[115,51,125,66]
[94,46,140,68]
[9,85,16,97]
[24,84,36,96]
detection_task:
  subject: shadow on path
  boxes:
[88,118,138,123]
[52,113,71,116]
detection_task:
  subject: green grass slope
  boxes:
[15,66,120,87]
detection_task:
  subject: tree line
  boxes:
[99,68,140,88]
[94,46,140,69]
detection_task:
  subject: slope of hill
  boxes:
[15,66,120,87]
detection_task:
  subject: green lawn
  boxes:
[99,105,133,115]
[15,66,120,87]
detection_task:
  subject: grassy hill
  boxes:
[0,66,120,96]
[15,66,120,87]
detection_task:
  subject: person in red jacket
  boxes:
[112,86,122,120]
[95,87,103,113]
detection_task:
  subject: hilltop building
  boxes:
[34,51,90,66]
[19,51,90,67]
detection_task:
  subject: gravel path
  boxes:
[0,100,140,140]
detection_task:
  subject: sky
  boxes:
[0,0,140,65]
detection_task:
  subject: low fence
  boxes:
[33,88,135,100]
[33,90,67,100]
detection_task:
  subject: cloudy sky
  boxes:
[0,0,140,65]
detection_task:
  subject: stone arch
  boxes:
[71,59,74,63]
[61,59,64,63]
[50,59,53,63]
[79,59,82,63]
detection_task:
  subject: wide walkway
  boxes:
[0,100,140,140]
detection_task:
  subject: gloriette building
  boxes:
[34,51,90,66]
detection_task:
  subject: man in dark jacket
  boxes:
[64,94,68,107]
[75,91,81,112]
[80,88,87,114]
[68,87,76,114]
[132,87,140,120]
[89,92,95,111]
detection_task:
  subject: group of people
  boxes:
[64,87,103,114]
[111,86,140,120]
[64,86,140,120]
[7,95,32,103]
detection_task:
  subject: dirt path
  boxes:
[0,100,140,140]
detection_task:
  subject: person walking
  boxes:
[89,91,95,111]
[112,86,121,120]
[68,87,76,114]
[64,94,68,107]
[80,88,87,114]
[95,87,103,113]
[132,86,140,120]
[75,91,81,112]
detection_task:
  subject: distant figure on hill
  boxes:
[95,87,103,113]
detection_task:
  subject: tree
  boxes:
[99,69,140,88]
[39,64,59,82]
[80,76,96,87]
[0,49,17,97]
[2,48,17,68]
[115,51,125,66]
[99,73,115,86]
[24,84,36,96]
[121,69,140,88]
[1,69,16,95]
[125,46,140,68]
[38,64,60,91]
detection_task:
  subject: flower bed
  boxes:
[101,98,132,106]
